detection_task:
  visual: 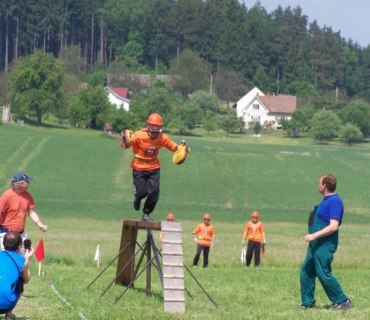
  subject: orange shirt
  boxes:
[0,188,35,232]
[193,223,215,247]
[243,221,265,242]
[121,129,178,171]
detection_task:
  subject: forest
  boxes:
[1,0,370,142]
[1,0,370,98]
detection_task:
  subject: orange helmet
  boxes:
[147,113,163,126]
[251,211,259,219]
[167,213,175,221]
[203,213,211,220]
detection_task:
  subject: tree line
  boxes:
[2,48,370,145]
[1,0,370,143]
[1,0,370,99]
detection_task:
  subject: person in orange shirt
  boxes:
[192,213,215,268]
[242,211,266,267]
[120,113,186,221]
[0,172,48,250]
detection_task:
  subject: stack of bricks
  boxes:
[161,221,185,313]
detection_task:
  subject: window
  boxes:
[253,104,259,110]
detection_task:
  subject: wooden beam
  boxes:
[124,219,161,231]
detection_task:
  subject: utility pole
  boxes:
[177,40,180,65]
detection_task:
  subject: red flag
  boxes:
[34,239,45,262]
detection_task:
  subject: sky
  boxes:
[241,0,370,47]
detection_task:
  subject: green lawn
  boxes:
[1,124,370,319]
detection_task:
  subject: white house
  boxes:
[105,86,131,111]
[235,87,296,129]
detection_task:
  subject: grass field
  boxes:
[1,124,370,319]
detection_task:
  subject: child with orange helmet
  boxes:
[166,213,175,221]
[160,213,175,242]
[242,211,266,267]
[120,113,184,221]
[192,213,215,268]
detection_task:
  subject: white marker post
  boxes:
[94,245,100,267]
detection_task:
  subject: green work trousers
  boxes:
[300,208,347,305]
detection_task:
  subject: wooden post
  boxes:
[146,230,152,296]
[115,222,137,286]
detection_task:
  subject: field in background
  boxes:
[1,124,370,319]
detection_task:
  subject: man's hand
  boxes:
[25,247,34,261]
[303,234,316,243]
[38,222,48,232]
[304,219,339,242]
[193,237,198,244]
[241,240,245,246]
[29,211,48,232]
[178,140,190,153]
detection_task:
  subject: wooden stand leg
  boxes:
[146,230,152,296]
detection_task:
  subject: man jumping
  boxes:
[120,113,185,221]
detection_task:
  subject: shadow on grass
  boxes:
[121,287,163,302]
[19,118,68,130]
[45,255,76,266]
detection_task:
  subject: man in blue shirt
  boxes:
[0,231,33,320]
[300,174,352,310]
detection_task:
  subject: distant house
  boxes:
[235,87,296,129]
[105,86,131,111]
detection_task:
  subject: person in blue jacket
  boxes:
[300,174,352,310]
[0,231,34,320]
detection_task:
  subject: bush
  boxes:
[310,109,341,141]
[109,109,139,132]
[340,123,363,145]
[253,121,262,135]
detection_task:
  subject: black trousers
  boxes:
[193,244,210,267]
[133,169,160,214]
[246,240,261,267]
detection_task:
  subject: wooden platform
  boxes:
[115,219,185,313]
[124,219,161,230]
[115,220,161,286]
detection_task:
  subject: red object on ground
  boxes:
[34,239,45,262]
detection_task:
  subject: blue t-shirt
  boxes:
[0,251,25,310]
[317,193,344,226]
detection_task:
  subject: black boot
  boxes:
[141,213,153,221]
[134,196,141,211]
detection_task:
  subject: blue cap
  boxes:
[12,172,33,183]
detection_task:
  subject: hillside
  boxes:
[1,124,370,320]
[1,124,369,224]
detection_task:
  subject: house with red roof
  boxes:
[105,86,131,111]
[235,87,296,129]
